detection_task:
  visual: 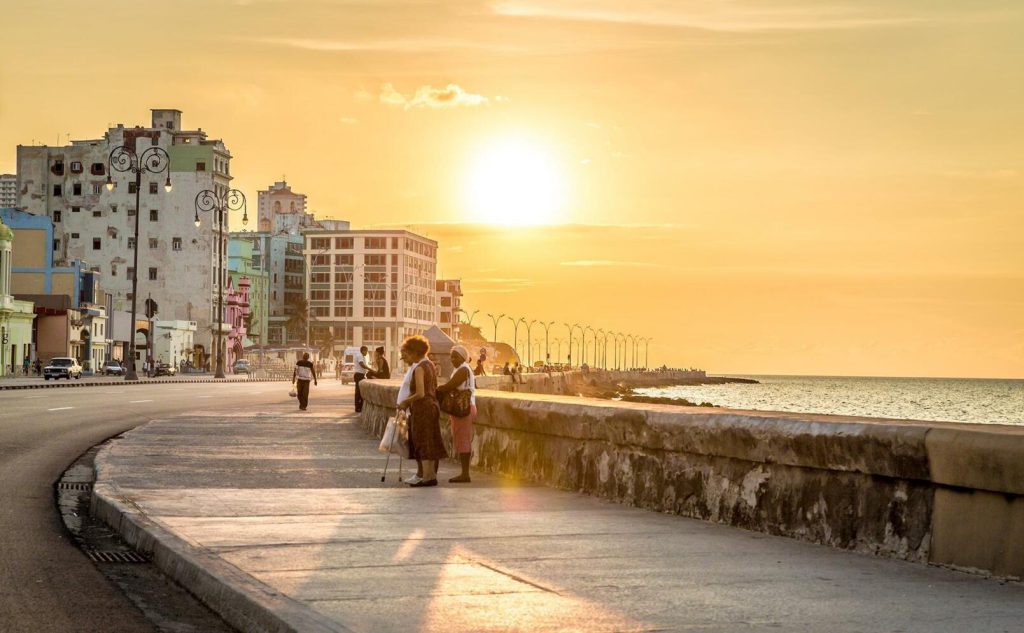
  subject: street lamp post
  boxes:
[584,326,596,368]
[523,319,537,366]
[106,145,172,381]
[511,317,526,363]
[553,337,562,365]
[486,312,505,346]
[596,329,605,369]
[540,321,555,365]
[625,334,635,370]
[194,189,248,379]
[613,332,624,370]
[457,308,479,327]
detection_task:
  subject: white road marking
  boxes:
[24,395,46,399]
[48,406,74,411]
[129,400,154,403]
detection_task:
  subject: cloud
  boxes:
[560,260,664,268]
[491,1,930,32]
[379,83,494,110]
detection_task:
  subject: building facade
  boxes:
[304,229,438,370]
[435,279,462,341]
[232,230,304,345]
[15,109,231,368]
[228,237,269,347]
[0,174,17,208]
[0,215,36,376]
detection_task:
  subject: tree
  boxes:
[316,327,337,358]
[285,296,308,342]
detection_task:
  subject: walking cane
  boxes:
[381,413,404,483]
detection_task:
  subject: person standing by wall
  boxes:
[396,336,446,487]
[367,346,390,380]
[354,345,371,412]
[292,352,318,411]
[436,345,476,483]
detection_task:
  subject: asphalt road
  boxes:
[0,380,328,633]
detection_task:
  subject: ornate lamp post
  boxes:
[106,145,172,381]
[539,320,555,364]
[194,189,247,379]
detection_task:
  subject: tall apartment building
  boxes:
[15,109,231,366]
[304,229,438,369]
[233,230,305,345]
[435,279,462,341]
[0,174,17,208]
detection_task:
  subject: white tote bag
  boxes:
[378,411,410,458]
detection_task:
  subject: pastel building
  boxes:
[0,215,35,375]
[224,275,249,368]
[227,237,268,347]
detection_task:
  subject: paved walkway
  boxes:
[94,385,1024,633]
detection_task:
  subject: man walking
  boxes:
[292,352,317,411]
[353,345,370,412]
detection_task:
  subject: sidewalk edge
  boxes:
[91,479,349,633]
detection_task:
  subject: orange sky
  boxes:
[2,1,1022,377]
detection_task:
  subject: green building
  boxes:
[228,236,269,347]
[0,214,36,376]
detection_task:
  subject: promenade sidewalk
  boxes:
[93,387,1024,633]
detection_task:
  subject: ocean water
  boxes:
[633,375,1024,426]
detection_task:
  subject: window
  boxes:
[310,272,330,283]
[310,254,329,266]
[149,238,158,249]
[90,163,105,176]
[128,207,136,216]
[70,161,83,174]
[128,182,137,194]
[53,210,62,222]
[53,184,62,196]
[110,204,117,214]
[92,238,101,250]
[334,254,353,266]
[72,183,82,196]
[391,254,398,265]
[172,237,182,251]
[196,162,206,171]
[310,237,331,250]
[364,237,387,249]
[111,264,117,277]
[92,210,101,217]
[53,239,60,252]
[335,237,353,249]
[334,306,353,317]
[363,306,385,318]
[149,209,158,222]
[92,183,103,194]
[334,288,352,301]
[149,182,158,194]
[310,290,330,301]
[127,267,135,280]
[312,306,329,317]
[51,160,65,176]
[127,237,136,249]
[364,254,386,266]
[127,292,133,301]
[148,267,158,281]
[71,232,80,239]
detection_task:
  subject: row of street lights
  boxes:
[460,309,651,370]
[106,144,246,380]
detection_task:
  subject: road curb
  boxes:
[0,377,292,391]
[91,441,348,633]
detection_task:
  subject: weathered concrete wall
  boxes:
[359,378,1024,579]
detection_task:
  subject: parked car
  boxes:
[340,362,355,385]
[103,360,125,376]
[232,359,251,374]
[153,362,177,377]
[44,357,83,380]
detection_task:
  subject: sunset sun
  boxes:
[463,138,565,225]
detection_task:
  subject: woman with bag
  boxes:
[395,335,446,487]
[292,352,318,410]
[436,345,476,483]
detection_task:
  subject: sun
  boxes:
[462,138,565,225]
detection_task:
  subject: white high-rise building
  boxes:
[15,109,231,367]
[435,279,462,341]
[304,229,438,369]
[0,174,17,208]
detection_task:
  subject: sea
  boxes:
[633,375,1024,426]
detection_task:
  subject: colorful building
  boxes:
[227,237,268,347]
[224,275,249,369]
[0,214,36,376]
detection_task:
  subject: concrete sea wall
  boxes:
[358,373,1024,579]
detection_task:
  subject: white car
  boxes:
[44,357,83,380]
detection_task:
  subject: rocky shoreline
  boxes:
[579,375,758,408]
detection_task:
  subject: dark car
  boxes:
[103,360,125,376]
[153,362,177,377]
[232,359,251,374]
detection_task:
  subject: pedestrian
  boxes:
[34,358,42,375]
[474,349,487,376]
[436,345,475,483]
[503,362,512,376]
[292,352,317,411]
[396,335,446,487]
[367,346,390,379]
[23,356,30,376]
[354,345,371,412]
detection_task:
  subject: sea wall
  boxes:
[357,377,1024,579]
